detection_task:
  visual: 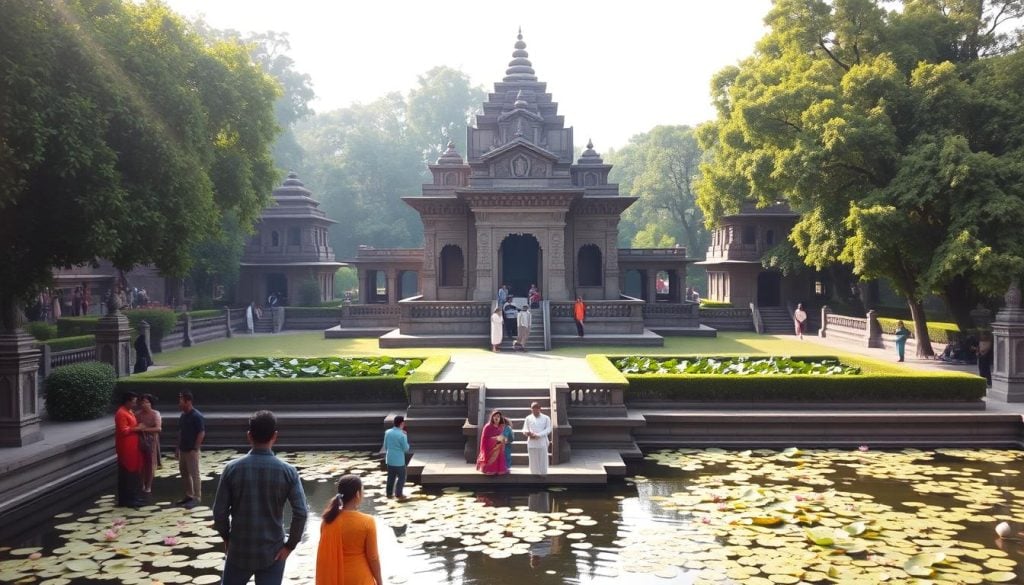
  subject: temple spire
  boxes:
[503,29,537,82]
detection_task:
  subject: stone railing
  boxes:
[190,315,228,344]
[617,247,688,257]
[550,383,571,464]
[39,345,98,379]
[407,383,469,407]
[820,308,877,347]
[699,307,755,331]
[549,299,646,335]
[399,300,492,335]
[284,307,343,330]
[346,305,400,317]
[353,247,424,258]
[567,383,625,407]
[642,302,700,329]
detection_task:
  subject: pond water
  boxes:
[2,447,1024,584]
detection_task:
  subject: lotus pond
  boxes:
[3,447,1024,584]
[614,356,862,376]
[177,356,423,379]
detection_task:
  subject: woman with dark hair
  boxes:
[114,392,144,507]
[136,394,162,493]
[476,410,509,475]
[501,415,514,470]
[316,474,381,585]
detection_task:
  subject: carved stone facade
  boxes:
[238,173,343,306]
[402,33,635,302]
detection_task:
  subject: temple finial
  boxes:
[504,29,537,82]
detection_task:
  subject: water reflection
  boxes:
[3,449,1024,584]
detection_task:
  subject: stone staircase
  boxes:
[499,309,546,352]
[253,311,275,333]
[483,387,551,465]
[759,306,796,335]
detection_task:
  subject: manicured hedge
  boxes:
[876,317,962,345]
[45,361,116,421]
[124,308,178,343]
[699,301,734,308]
[590,354,985,402]
[585,354,628,384]
[44,335,96,352]
[117,355,451,405]
[57,316,101,337]
[25,322,57,341]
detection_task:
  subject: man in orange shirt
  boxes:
[114,392,145,507]
[573,297,586,338]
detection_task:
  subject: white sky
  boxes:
[164,0,773,149]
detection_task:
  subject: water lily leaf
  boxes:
[903,552,946,577]
[843,521,868,536]
[805,527,836,546]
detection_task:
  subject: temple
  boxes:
[337,32,705,346]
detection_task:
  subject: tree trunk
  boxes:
[0,293,21,334]
[907,298,935,358]
[942,275,980,332]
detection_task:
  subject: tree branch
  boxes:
[818,39,851,71]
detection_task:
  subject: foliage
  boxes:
[57,317,101,337]
[25,322,57,341]
[178,356,423,379]
[0,0,279,332]
[124,308,178,343]
[613,355,861,376]
[404,355,452,385]
[696,0,1024,356]
[335,267,358,298]
[44,335,96,353]
[699,301,734,308]
[876,317,961,345]
[297,278,322,307]
[407,67,487,163]
[585,355,629,385]
[45,362,116,421]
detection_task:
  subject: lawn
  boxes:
[152,331,838,367]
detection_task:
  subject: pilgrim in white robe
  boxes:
[522,411,552,475]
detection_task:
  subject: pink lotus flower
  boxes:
[103,529,119,541]
[112,517,127,527]
[28,552,42,560]
[858,445,869,452]
[163,536,179,546]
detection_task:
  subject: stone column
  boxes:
[645,270,658,304]
[546,228,570,301]
[819,306,831,338]
[386,269,399,304]
[472,228,494,301]
[0,331,43,446]
[181,313,194,348]
[95,299,132,378]
[421,223,438,300]
[990,280,1024,402]
[604,231,620,299]
[865,309,882,348]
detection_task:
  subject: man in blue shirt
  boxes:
[383,415,411,499]
[176,391,205,509]
[213,410,307,585]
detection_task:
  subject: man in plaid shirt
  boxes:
[213,410,308,585]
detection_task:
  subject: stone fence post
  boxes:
[224,306,233,338]
[991,280,1024,402]
[182,314,194,348]
[819,306,831,338]
[865,309,882,348]
[40,343,52,381]
[95,302,132,377]
[138,320,152,359]
[0,331,43,446]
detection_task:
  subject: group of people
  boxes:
[476,402,552,476]
[488,286,588,350]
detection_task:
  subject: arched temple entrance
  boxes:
[757,271,782,307]
[500,234,541,298]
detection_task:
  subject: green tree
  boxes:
[697,0,1024,356]
[407,66,486,164]
[0,0,279,331]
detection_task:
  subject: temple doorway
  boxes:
[265,273,288,305]
[757,271,782,307]
[499,234,540,298]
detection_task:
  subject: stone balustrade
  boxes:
[699,307,756,331]
[549,300,646,335]
[399,300,492,335]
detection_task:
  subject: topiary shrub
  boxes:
[45,362,116,421]
[45,335,96,352]
[57,316,101,337]
[124,308,178,344]
[297,278,322,307]
[25,322,58,341]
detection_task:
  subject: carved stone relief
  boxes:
[477,230,492,268]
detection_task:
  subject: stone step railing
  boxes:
[699,307,756,331]
[820,307,948,355]
[399,299,492,335]
[549,299,645,335]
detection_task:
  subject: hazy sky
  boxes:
[164,0,773,149]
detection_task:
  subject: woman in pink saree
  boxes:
[476,410,509,475]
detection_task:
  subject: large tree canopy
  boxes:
[0,0,280,329]
[696,0,1024,355]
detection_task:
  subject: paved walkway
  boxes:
[437,350,600,388]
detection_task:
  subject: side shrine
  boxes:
[335,33,708,347]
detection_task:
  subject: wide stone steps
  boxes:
[759,307,797,334]
[483,387,552,462]
[498,313,547,351]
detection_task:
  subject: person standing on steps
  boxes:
[793,303,808,339]
[490,307,504,352]
[573,297,586,338]
[514,304,532,351]
[503,297,519,339]
[497,284,507,307]
[522,402,551,476]
[894,320,911,363]
[382,416,410,499]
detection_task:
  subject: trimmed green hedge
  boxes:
[585,354,628,384]
[45,361,116,421]
[117,354,452,405]
[25,322,57,341]
[589,354,985,402]
[699,301,734,308]
[44,335,96,352]
[124,308,178,343]
[57,316,101,337]
[876,317,961,345]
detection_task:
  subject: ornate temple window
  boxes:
[271,231,280,247]
[742,225,756,245]
[577,244,602,286]
[288,227,301,246]
[439,245,464,287]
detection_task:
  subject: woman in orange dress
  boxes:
[476,410,509,475]
[114,392,144,507]
[316,475,382,585]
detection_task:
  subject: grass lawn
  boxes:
[152,331,845,368]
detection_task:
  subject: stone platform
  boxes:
[324,325,395,339]
[377,328,666,348]
[408,448,626,486]
[647,324,718,337]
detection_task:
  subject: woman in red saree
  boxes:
[114,392,144,507]
[476,410,509,475]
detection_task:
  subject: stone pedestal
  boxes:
[990,281,1024,402]
[95,312,132,378]
[0,331,43,446]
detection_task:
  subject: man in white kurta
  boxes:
[522,402,551,475]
